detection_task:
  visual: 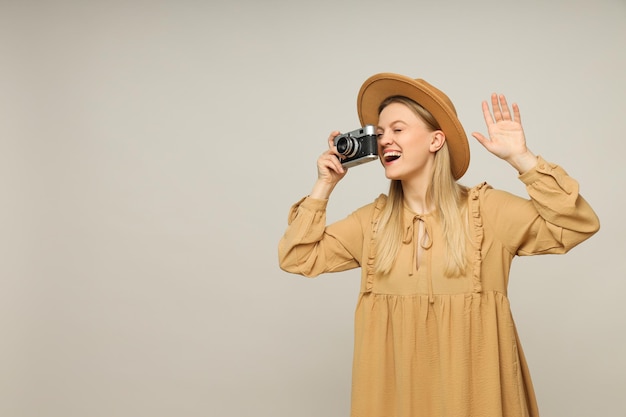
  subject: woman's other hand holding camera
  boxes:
[310,131,349,200]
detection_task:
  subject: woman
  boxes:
[278,73,599,417]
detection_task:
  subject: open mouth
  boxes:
[383,151,402,163]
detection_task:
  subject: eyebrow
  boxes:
[377,120,408,129]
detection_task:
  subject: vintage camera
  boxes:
[333,125,378,168]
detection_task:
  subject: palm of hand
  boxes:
[484,119,527,160]
[472,94,528,162]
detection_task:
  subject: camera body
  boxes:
[333,125,378,168]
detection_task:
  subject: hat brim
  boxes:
[357,73,469,180]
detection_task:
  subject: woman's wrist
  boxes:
[309,179,336,200]
[507,150,538,175]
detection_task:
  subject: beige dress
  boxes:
[278,157,599,417]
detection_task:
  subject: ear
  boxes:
[430,130,446,153]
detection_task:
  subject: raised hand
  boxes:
[472,94,537,174]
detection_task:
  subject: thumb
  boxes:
[471,132,490,149]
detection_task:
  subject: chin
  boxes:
[383,169,401,180]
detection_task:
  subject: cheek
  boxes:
[405,142,435,164]
[406,138,430,153]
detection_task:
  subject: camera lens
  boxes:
[336,136,359,158]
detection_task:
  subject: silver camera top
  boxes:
[335,124,376,140]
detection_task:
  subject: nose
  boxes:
[378,131,393,147]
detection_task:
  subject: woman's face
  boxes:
[376,102,444,181]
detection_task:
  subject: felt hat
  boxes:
[357,72,469,180]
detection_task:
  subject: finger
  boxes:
[471,132,493,151]
[490,93,502,121]
[329,156,346,174]
[498,94,512,120]
[512,103,522,123]
[330,152,345,169]
[318,157,340,177]
[328,131,341,149]
[481,100,495,126]
[322,152,345,173]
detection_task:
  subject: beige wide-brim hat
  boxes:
[357,72,470,180]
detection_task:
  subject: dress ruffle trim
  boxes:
[365,194,387,292]
[469,183,488,294]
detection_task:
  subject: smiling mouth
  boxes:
[383,151,401,163]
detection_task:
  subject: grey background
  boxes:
[1,0,624,416]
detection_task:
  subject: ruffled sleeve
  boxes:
[478,156,600,256]
[278,196,373,277]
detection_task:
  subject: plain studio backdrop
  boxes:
[1,0,624,416]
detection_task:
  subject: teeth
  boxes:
[384,151,402,162]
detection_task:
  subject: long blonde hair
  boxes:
[374,96,469,277]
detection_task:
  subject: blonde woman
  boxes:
[278,73,599,417]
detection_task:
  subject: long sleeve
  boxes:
[278,197,374,277]
[480,156,600,256]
